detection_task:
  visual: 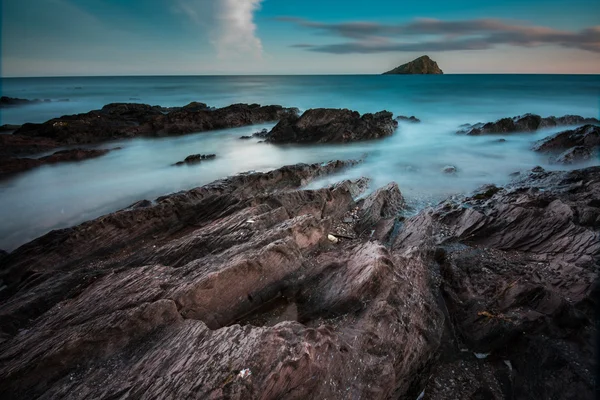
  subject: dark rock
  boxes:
[469,184,501,200]
[0,97,39,108]
[173,154,216,166]
[459,114,599,135]
[394,166,600,400]
[239,136,252,140]
[252,128,269,138]
[355,182,405,238]
[13,103,298,145]
[442,165,457,174]
[395,115,421,123]
[496,138,506,143]
[0,135,60,158]
[0,124,22,132]
[127,199,152,209]
[0,159,444,400]
[532,165,545,173]
[554,146,593,164]
[533,124,600,153]
[0,148,117,178]
[266,108,397,144]
[383,55,443,75]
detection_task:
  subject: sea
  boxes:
[1,74,599,251]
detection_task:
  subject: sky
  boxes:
[2,0,600,76]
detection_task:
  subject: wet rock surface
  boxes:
[459,114,599,135]
[0,160,597,399]
[266,108,398,144]
[12,102,298,147]
[0,148,118,178]
[395,115,421,123]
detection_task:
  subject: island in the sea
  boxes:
[383,55,443,75]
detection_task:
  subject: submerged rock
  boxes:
[459,114,599,135]
[442,165,457,174]
[383,55,443,75]
[266,108,397,144]
[0,97,38,107]
[173,153,216,166]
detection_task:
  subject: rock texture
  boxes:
[266,108,397,144]
[532,124,600,165]
[383,55,443,75]
[0,160,598,400]
[395,167,600,399]
[459,114,599,135]
[13,102,298,147]
[0,148,118,178]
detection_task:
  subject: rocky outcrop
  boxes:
[0,160,448,400]
[266,108,397,144]
[0,159,597,399]
[394,167,599,399]
[0,148,118,177]
[532,125,600,164]
[173,153,216,166]
[383,55,443,75]
[0,97,43,108]
[0,134,60,157]
[459,114,599,135]
[13,102,299,145]
[0,124,21,132]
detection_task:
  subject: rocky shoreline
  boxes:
[0,101,599,399]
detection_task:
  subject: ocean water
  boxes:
[0,75,599,251]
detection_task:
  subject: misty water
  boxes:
[1,75,599,251]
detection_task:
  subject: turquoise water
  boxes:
[0,75,599,251]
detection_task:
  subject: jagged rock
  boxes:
[0,159,444,399]
[173,153,216,166]
[459,114,599,135]
[394,167,600,400]
[533,124,600,153]
[0,134,60,158]
[0,148,118,177]
[554,146,593,164]
[239,135,252,139]
[266,108,397,144]
[13,103,298,145]
[0,97,39,108]
[383,55,443,75]
[355,182,404,238]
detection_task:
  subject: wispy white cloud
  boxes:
[176,0,264,59]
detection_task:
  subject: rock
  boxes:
[239,136,252,139]
[0,148,117,178]
[554,146,593,164]
[266,108,397,144]
[395,115,421,123]
[459,114,599,135]
[252,128,269,138]
[442,165,457,174]
[0,159,444,400]
[383,55,443,75]
[533,124,600,153]
[173,153,216,166]
[0,134,60,158]
[469,184,501,200]
[13,103,299,145]
[0,124,21,132]
[0,97,39,108]
[394,166,600,400]
[532,165,545,173]
[496,138,506,143]
[355,182,405,238]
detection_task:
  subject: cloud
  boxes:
[176,0,264,58]
[278,17,600,54]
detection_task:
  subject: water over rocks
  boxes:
[458,114,599,135]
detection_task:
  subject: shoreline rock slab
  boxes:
[173,153,216,166]
[459,114,599,135]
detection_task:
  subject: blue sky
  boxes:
[2,0,599,76]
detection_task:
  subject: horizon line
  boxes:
[2,72,599,79]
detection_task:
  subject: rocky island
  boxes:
[383,55,443,75]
